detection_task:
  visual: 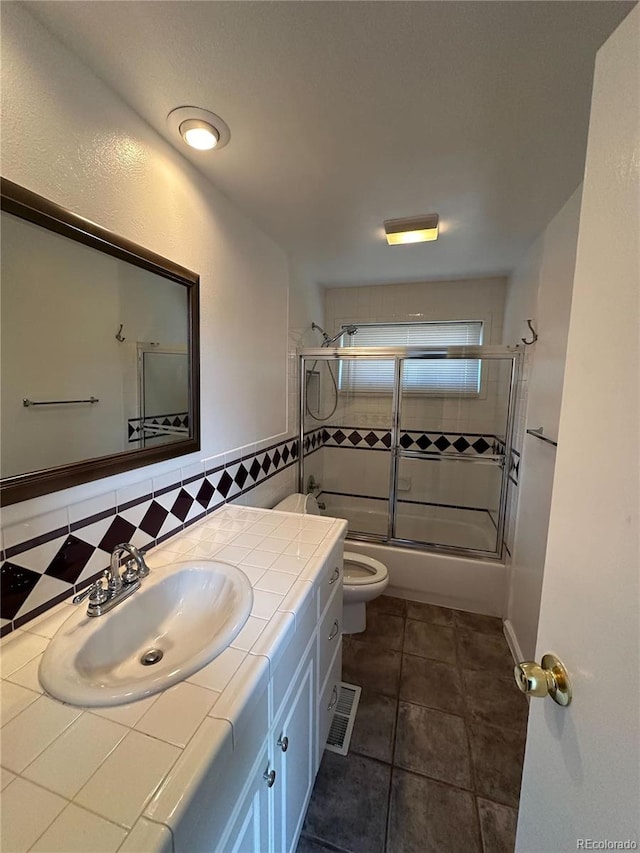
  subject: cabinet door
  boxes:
[220,745,271,853]
[273,652,315,853]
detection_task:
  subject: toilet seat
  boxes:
[343,552,388,586]
[271,493,389,633]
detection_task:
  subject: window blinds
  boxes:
[339,321,483,395]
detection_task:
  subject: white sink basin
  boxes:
[39,560,253,707]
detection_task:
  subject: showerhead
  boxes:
[312,322,359,347]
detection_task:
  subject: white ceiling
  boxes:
[26,1,633,287]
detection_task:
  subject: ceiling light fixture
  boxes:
[167,106,231,152]
[179,119,219,150]
[384,214,439,245]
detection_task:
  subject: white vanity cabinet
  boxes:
[210,543,344,853]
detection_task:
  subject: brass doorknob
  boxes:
[514,653,572,706]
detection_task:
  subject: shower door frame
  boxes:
[298,345,521,561]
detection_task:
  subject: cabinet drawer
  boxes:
[317,585,342,691]
[317,639,342,770]
[317,541,344,618]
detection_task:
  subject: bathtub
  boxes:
[320,495,506,617]
[320,494,497,550]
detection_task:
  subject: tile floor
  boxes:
[298,595,529,853]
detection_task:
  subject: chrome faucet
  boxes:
[73,542,150,617]
[108,542,150,590]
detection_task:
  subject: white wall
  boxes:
[325,276,506,341]
[503,187,582,659]
[0,3,295,526]
[323,276,508,434]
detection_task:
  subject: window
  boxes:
[339,321,483,395]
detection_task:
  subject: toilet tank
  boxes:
[273,493,320,515]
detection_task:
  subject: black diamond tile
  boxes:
[235,464,248,489]
[400,434,414,449]
[333,430,346,445]
[1,562,41,620]
[273,449,281,468]
[416,434,432,450]
[98,516,137,552]
[282,445,290,464]
[364,431,378,447]
[218,470,234,498]
[249,458,262,481]
[139,501,169,538]
[171,488,194,522]
[172,417,181,427]
[128,423,136,439]
[472,437,491,454]
[348,430,362,446]
[453,437,471,453]
[196,478,214,509]
[322,430,330,443]
[45,535,95,584]
[262,454,272,475]
[382,432,392,448]
[292,441,299,459]
[434,435,451,451]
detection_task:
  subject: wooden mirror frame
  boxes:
[0,178,201,506]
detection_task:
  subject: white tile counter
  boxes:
[0,505,347,852]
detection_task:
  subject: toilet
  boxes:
[273,493,389,633]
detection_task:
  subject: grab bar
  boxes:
[526,427,558,447]
[23,396,99,407]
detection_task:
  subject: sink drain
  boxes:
[140,648,164,666]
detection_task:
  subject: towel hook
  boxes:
[115,324,126,342]
[521,319,538,346]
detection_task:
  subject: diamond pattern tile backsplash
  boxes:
[0,423,514,636]
[0,436,300,635]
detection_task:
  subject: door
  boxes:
[273,652,315,853]
[220,745,271,853]
[516,8,639,849]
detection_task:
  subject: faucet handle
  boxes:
[72,577,108,606]
[90,577,109,606]
[121,559,139,585]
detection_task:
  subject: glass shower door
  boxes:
[301,354,395,539]
[392,353,516,557]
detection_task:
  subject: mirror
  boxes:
[1,178,200,505]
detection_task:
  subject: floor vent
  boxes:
[325,682,362,756]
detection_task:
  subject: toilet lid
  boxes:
[343,551,388,585]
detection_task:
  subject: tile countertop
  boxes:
[0,505,348,853]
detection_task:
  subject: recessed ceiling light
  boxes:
[167,106,231,152]
[179,119,219,150]
[384,214,439,245]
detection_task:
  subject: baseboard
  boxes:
[503,618,524,664]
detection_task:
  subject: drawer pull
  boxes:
[328,620,339,641]
[263,767,276,788]
[328,684,338,711]
[328,567,340,585]
[277,735,289,753]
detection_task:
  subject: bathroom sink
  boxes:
[39,560,253,707]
